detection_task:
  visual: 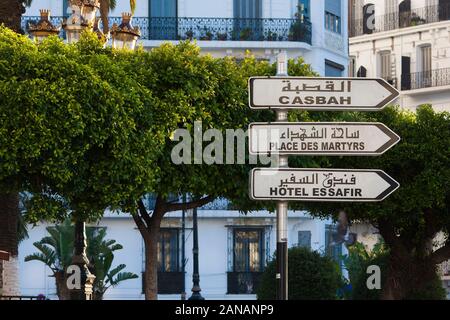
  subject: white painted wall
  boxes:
[18,211,336,300]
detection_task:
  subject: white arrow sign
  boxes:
[250,168,399,202]
[248,77,399,111]
[248,122,400,156]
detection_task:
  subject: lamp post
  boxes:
[29,1,138,301]
[110,12,141,50]
[188,206,204,300]
[61,0,101,301]
[27,9,61,42]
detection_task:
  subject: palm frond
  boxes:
[109,272,139,287]
[130,0,136,15]
[106,264,126,282]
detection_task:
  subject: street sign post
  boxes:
[250,168,400,202]
[247,54,401,301]
[248,77,399,111]
[249,122,400,156]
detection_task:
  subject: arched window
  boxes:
[357,66,367,77]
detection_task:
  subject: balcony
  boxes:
[350,4,450,37]
[21,16,312,44]
[227,272,263,294]
[402,68,450,91]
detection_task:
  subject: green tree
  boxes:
[127,49,319,299]
[25,219,138,300]
[257,246,343,300]
[0,27,171,298]
[293,105,450,299]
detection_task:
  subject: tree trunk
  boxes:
[0,192,20,296]
[55,271,71,300]
[143,222,161,300]
[99,0,110,35]
[378,219,442,299]
[0,0,26,33]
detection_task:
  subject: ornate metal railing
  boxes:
[402,68,450,90]
[350,4,450,37]
[21,16,312,44]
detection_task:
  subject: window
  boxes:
[325,12,341,33]
[233,229,264,272]
[325,0,342,33]
[299,0,310,20]
[325,59,345,77]
[325,225,343,264]
[157,228,179,272]
[234,0,262,19]
[149,0,177,40]
[298,231,312,249]
[233,0,263,40]
[379,51,392,81]
[227,228,265,294]
[357,65,367,77]
[420,45,432,87]
[150,0,177,17]
[143,228,184,294]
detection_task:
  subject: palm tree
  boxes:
[0,1,26,33]
[86,227,138,300]
[25,220,138,300]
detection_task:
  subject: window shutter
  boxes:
[298,231,312,249]
[325,0,341,17]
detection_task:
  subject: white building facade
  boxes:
[349,0,450,111]
[23,0,349,76]
[18,1,350,300]
[19,205,342,300]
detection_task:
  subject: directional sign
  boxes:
[248,77,399,111]
[248,122,400,156]
[250,168,399,202]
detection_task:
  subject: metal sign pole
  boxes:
[275,51,288,300]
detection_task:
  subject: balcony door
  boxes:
[420,45,432,88]
[233,0,263,40]
[149,0,177,40]
[401,56,411,90]
[439,0,450,20]
[399,0,411,28]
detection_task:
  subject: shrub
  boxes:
[257,246,343,300]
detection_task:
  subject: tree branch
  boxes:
[166,195,215,212]
[137,199,152,228]
[429,243,450,265]
[131,212,148,240]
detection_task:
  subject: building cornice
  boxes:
[350,20,450,45]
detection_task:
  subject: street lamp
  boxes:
[62,1,89,44]
[110,13,141,50]
[27,9,61,42]
[61,0,100,300]
[80,0,100,25]
[28,2,136,301]
[188,207,204,300]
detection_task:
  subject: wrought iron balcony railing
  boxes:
[350,4,450,37]
[402,68,450,90]
[21,16,312,44]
